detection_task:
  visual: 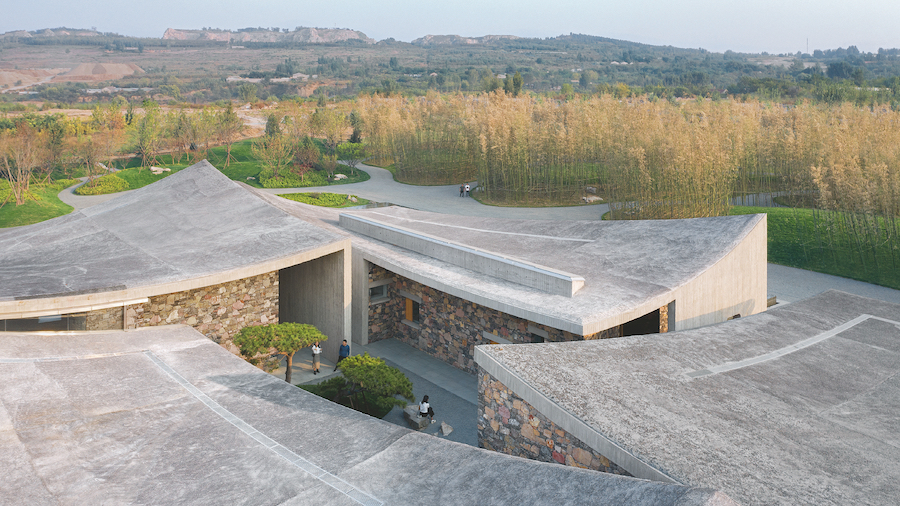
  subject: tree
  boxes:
[292,136,320,180]
[336,142,367,176]
[135,101,164,168]
[0,125,44,206]
[251,132,294,178]
[238,83,257,103]
[310,107,348,156]
[503,71,524,96]
[336,353,413,412]
[216,103,244,167]
[233,322,327,384]
[264,113,281,137]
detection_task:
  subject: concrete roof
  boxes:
[475,290,900,505]
[0,161,346,308]
[0,326,732,505]
[339,206,765,334]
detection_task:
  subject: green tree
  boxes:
[233,322,327,384]
[135,101,164,168]
[238,83,257,103]
[337,353,413,412]
[251,132,294,178]
[336,142,367,176]
[216,103,244,167]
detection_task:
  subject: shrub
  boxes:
[279,192,357,207]
[258,168,329,188]
[74,174,130,195]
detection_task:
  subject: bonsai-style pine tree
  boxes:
[337,353,413,413]
[233,322,327,384]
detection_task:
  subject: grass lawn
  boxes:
[94,139,370,193]
[278,192,370,208]
[731,206,900,290]
[0,180,78,228]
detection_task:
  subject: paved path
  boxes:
[263,163,609,220]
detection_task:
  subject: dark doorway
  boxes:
[621,308,660,337]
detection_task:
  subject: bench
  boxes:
[403,405,429,430]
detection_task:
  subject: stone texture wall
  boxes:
[124,271,279,350]
[478,368,630,476]
[367,264,400,343]
[85,306,123,331]
[373,266,619,374]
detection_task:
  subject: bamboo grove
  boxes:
[358,91,900,270]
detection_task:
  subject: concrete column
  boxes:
[350,251,370,346]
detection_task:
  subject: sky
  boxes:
[4,0,900,55]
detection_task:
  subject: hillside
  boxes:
[411,34,520,46]
[162,27,374,44]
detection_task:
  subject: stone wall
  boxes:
[123,271,279,350]
[368,264,400,343]
[478,368,630,476]
[373,266,619,374]
[85,306,123,331]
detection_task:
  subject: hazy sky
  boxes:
[4,0,900,54]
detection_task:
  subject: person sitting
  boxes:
[419,395,435,424]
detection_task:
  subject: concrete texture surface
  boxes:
[0,326,734,505]
[53,161,900,308]
[1,160,345,304]
[340,206,766,335]
[477,290,900,505]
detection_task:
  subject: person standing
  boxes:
[419,395,435,424]
[311,341,322,375]
[334,339,350,371]
[464,183,470,197]
[459,184,464,197]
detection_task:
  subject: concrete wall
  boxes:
[340,214,584,297]
[671,215,768,331]
[479,368,631,476]
[280,249,351,362]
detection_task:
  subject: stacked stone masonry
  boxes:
[368,264,400,344]
[85,306,124,331]
[81,271,279,350]
[369,263,619,375]
[478,368,631,476]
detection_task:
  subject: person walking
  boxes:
[464,183,470,197]
[333,339,350,371]
[419,395,436,424]
[311,341,322,375]
[459,184,464,197]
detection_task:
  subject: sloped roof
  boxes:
[0,325,732,505]
[0,161,345,303]
[339,206,765,334]
[476,290,900,505]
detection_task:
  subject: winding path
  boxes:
[58,162,900,305]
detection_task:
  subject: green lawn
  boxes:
[731,206,900,290]
[278,192,370,208]
[0,179,78,228]
[88,139,369,193]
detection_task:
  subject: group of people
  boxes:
[458,183,471,197]
[309,340,437,425]
[310,339,351,375]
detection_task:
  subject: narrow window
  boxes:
[405,298,420,323]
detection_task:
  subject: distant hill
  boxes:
[0,27,102,39]
[162,27,374,44]
[411,34,520,46]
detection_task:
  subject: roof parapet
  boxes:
[340,213,584,297]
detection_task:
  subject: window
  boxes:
[369,284,387,302]
[405,298,420,323]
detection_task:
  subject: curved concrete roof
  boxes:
[339,207,766,334]
[476,290,900,505]
[0,326,732,505]
[0,161,347,315]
